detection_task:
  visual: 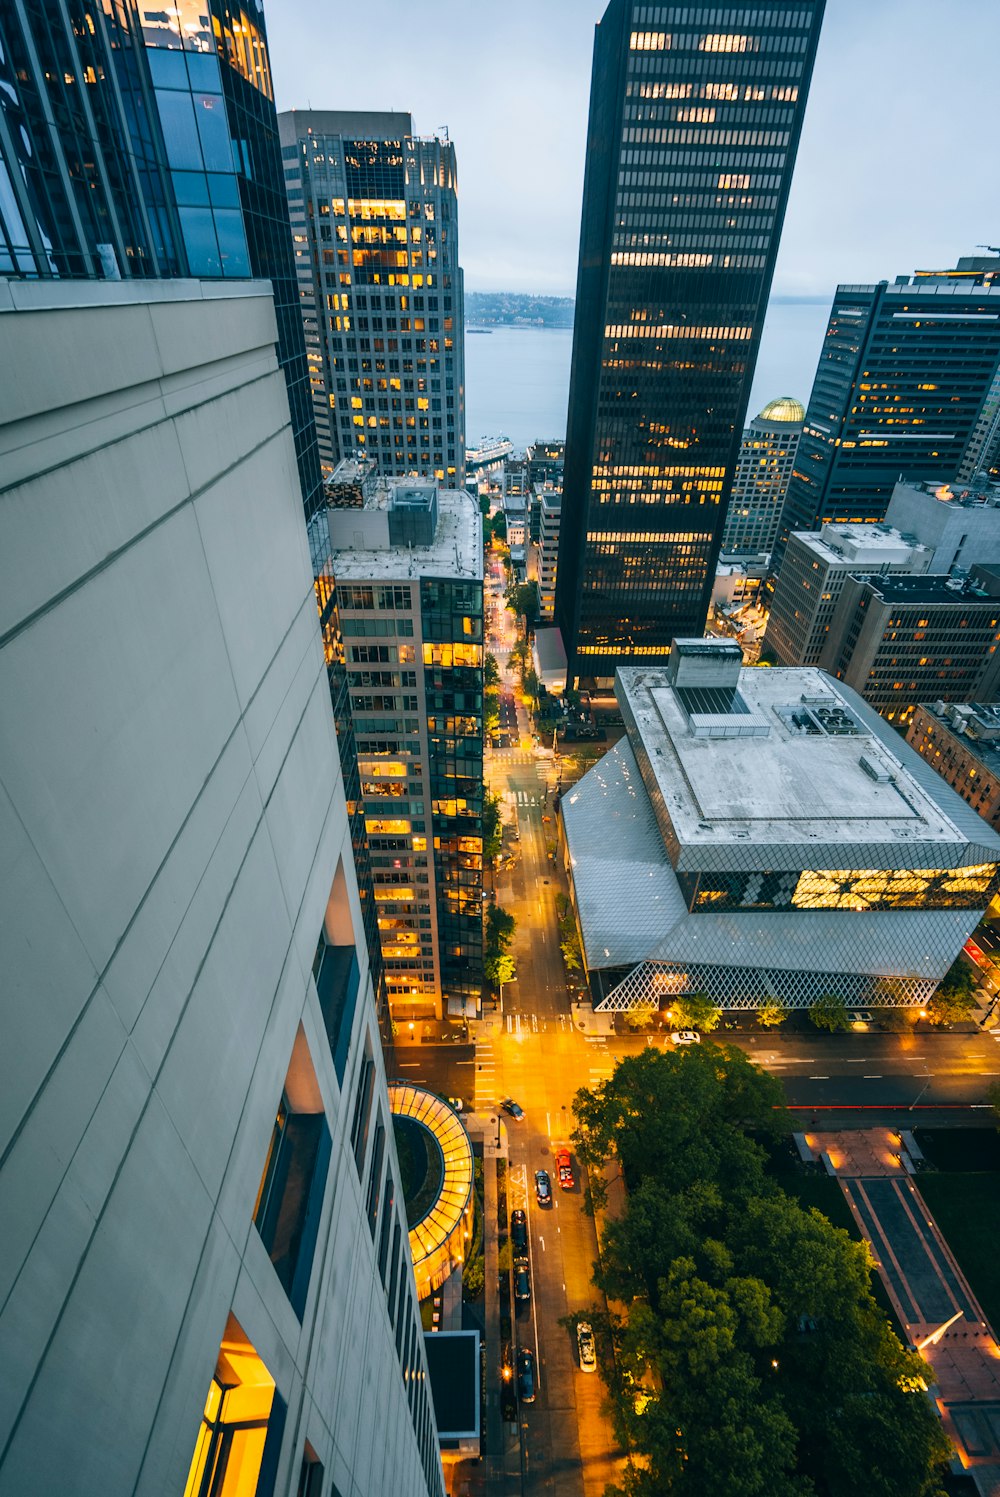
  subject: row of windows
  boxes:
[622,127,790,146]
[626,79,799,101]
[634,5,815,25]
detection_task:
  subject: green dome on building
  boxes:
[758,396,805,424]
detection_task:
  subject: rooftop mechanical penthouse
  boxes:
[559,639,1000,1012]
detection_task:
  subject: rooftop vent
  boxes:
[859,753,892,783]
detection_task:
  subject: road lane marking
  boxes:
[398,1062,420,1068]
[546,1112,551,1135]
[809,1075,829,1079]
[863,1074,882,1079]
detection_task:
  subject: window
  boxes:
[351,1050,376,1176]
[183,1315,286,1497]
[253,1030,332,1319]
[296,1443,324,1497]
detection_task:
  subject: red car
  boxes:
[556,1148,574,1190]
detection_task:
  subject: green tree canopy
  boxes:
[506,580,538,623]
[757,998,788,1028]
[484,651,500,687]
[484,949,515,986]
[485,903,515,953]
[927,956,978,1025]
[482,788,502,860]
[809,994,851,1032]
[573,1046,952,1496]
[669,991,721,1032]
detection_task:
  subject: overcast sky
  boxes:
[268,1,998,301]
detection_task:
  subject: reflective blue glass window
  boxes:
[214,209,250,276]
[207,173,240,208]
[172,171,210,207]
[147,49,188,89]
[155,91,202,171]
[185,52,222,91]
[193,94,234,173]
[177,205,220,275]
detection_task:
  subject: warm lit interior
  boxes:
[183,1315,277,1497]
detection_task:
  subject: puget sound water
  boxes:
[463,298,834,453]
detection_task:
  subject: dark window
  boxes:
[253,1085,332,1321]
[312,938,361,1083]
[296,1445,324,1497]
[350,1053,376,1175]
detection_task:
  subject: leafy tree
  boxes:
[622,1001,657,1032]
[506,580,538,623]
[669,992,721,1033]
[523,666,540,699]
[479,492,490,517]
[485,903,515,953]
[482,789,502,860]
[490,509,508,543]
[926,956,977,1025]
[757,998,788,1028]
[484,651,500,687]
[484,949,515,986]
[809,994,851,1032]
[561,935,583,973]
[484,685,500,736]
[576,1049,953,1497]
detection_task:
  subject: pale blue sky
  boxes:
[268,1,998,299]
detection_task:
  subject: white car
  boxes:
[670,1030,701,1046]
[577,1320,597,1372]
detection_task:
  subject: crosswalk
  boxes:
[475,1039,496,1111]
[511,788,544,806]
[489,751,536,765]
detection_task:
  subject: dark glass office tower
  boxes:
[0,0,323,541]
[772,257,1000,577]
[555,0,824,686]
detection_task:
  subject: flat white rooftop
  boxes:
[328,490,482,582]
[620,666,970,854]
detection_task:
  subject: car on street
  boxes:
[556,1148,574,1190]
[517,1347,536,1404]
[502,1098,525,1120]
[514,1257,531,1302]
[534,1169,552,1206]
[670,1030,701,1046]
[511,1208,528,1252]
[576,1321,597,1372]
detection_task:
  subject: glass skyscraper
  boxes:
[279,111,465,486]
[0,0,323,539]
[771,258,1000,578]
[555,0,824,687]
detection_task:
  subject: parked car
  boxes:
[511,1208,528,1252]
[534,1169,552,1206]
[670,1030,701,1046]
[502,1098,525,1120]
[576,1321,597,1373]
[556,1148,574,1190]
[514,1257,531,1302]
[517,1347,536,1404]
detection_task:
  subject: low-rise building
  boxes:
[326,475,485,1020]
[559,640,1000,1013]
[765,523,932,667]
[906,701,1000,831]
[821,572,1000,726]
[528,485,562,620]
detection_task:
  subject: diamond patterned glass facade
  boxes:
[555,0,824,685]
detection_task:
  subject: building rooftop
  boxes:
[859,573,994,605]
[917,702,1000,776]
[616,664,993,860]
[790,523,931,569]
[327,487,482,582]
[757,395,805,424]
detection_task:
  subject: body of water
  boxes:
[463,298,834,453]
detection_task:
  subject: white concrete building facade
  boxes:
[0,281,442,1497]
[560,640,1000,1013]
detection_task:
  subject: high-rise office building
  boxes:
[721,395,804,555]
[0,0,324,541]
[764,523,932,667]
[279,111,465,486]
[529,486,563,621]
[821,572,1000,726]
[555,0,825,687]
[772,258,1000,576]
[324,466,485,1020]
[0,280,442,1497]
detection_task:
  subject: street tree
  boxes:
[484,949,515,987]
[756,998,788,1028]
[485,904,515,952]
[809,993,851,1032]
[484,651,500,687]
[506,580,538,624]
[669,991,721,1032]
[926,956,978,1026]
[482,789,502,860]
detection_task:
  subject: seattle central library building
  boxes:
[560,641,1000,1012]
